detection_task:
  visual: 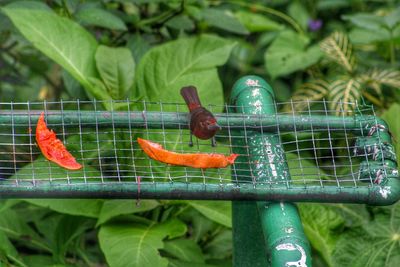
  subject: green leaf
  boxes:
[163,239,205,263]
[299,203,345,267]
[21,255,56,267]
[0,208,49,252]
[328,78,361,114]
[0,231,19,262]
[75,7,127,31]
[348,28,391,44]
[62,70,88,99]
[99,219,187,267]
[95,45,135,99]
[53,216,94,262]
[188,201,231,228]
[320,31,356,73]
[288,1,310,30]
[203,229,232,260]
[165,15,194,31]
[289,79,329,111]
[342,13,385,31]
[234,11,283,32]
[286,152,329,183]
[168,259,218,267]
[265,30,322,79]
[96,200,159,226]
[382,104,400,166]
[25,199,103,218]
[333,203,400,267]
[133,35,235,104]
[127,33,151,63]
[2,2,100,98]
[202,8,249,35]
[361,69,400,89]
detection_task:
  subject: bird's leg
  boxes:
[189,132,194,147]
[211,137,217,147]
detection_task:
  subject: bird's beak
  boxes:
[208,124,221,131]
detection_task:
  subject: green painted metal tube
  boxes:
[0,182,398,204]
[0,110,384,134]
[230,76,311,266]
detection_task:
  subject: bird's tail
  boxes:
[180,86,201,111]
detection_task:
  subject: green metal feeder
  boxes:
[0,75,398,266]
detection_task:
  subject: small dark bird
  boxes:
[180,86,221,146]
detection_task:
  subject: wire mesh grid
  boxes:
[0,99,398,198]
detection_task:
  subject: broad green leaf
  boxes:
[166,15,195,31]
[202,8,249,35]
[317,0,350,10]
[127,33,151,63]
[286,152,329,182]
[25,199,103,218]
[234,11,283,32]
[75,7,127,31]
[168,259,218,267]
[0,231,19,262]
[21,255,57,267]
[333,203,400,267]
[203,229,232,260]
[299,203,345,267]
[348,28,391,44]
[265,30,322,79]
[384,8,400,29]
[163,239,205,263]
[342,13,385,31]
[99,218,187,267]
[62,70,88,99]
[382,104,400,166]
[133,35,235,104]
[0,200,20,213]
[189,201,231,228]
[2,2,99,98]
[95,45,135,99]
[53,215,94,262]
[87,77,112,101]
[320,32,356,73]
[13,152,104,186]
[179,208,217,243]
[0,208,49,252]
[96,200,159,226]
[288,1,310,30]
[330,204,370,227]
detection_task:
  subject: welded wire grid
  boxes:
[0,99,397,190]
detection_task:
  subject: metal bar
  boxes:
[0,110,385,133]
[230,76,311,267]
[0,181,398,204]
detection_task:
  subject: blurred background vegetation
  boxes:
[0,0,400,266]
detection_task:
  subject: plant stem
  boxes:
[362,91,384,108]
[231,2,304,35]
[8,255,28,267]
[389,30,395,65]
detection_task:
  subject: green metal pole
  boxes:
[231,76,311,267]
[0,110,385,133]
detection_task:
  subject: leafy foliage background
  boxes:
[0,0,400,266]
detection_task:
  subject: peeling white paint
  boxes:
[252,88,261,97]
[280,202,286,215]
[246,79,259,86]
[379,186,391,199]
[285,227,294,234]
[275,243,307,267]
